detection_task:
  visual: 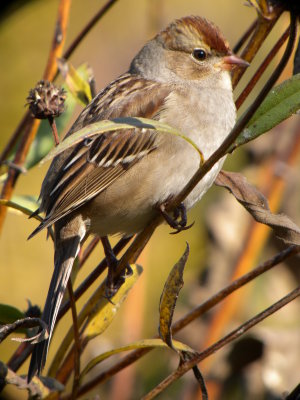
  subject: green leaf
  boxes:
[0,195,41,221]
[58,59,92,106]
[80,338,195,379]
[159,244,189,350]
[234,73,300,149]
[0,304,25,325]
[41,117,204,165]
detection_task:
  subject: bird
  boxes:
[27,15,248,381]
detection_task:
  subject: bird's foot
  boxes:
[105,263,133,300]
[158,202,194,234]
[101,236,133,300]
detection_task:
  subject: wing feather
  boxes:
[30,74,171,237]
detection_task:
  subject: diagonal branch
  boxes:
[71,245,299,398]
[0,0,120,232]
[112,11,297,282]
[0,0,71,232]
[142,285,300,400]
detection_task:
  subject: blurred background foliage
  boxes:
[0,1,299,399]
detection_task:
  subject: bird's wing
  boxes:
[30,75,171,237]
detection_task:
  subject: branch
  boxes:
[236,25,290,110]
[73,245,299,398]
[112,11,297,283]
[67,281,80,400]
[0,0,71,232]
[142,285,300,399]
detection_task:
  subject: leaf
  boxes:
[159,244,189,350]
[0,304,25,325]
[233,74,300,149]
[58,59,92,106]
[0,195,41,221]
[41,117,204,165]
[215,170,300,245]
[48,264,143,376]
[80,338,195,379]
[0,361,64,399]
[83,264,143,341]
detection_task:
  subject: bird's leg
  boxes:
[158,202,194,234]
[101,236,133,298]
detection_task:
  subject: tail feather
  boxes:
[28,217,85,382]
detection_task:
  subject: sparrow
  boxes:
[27,15,248,381]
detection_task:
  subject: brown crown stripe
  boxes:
[159,16,230,55]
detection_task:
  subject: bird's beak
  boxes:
[221,54,250,71]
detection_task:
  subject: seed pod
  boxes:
[26,80,66,120]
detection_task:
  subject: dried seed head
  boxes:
[26,80,66,119]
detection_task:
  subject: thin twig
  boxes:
[63,0,119,60]
[232,11,281,87]
[67,281,81,400]
[200,119,300,370]
[233,18,258,54]
[43,0,72,81]
[8,237,131,372]
[77,236,100,269]
[0,0,71,232]
[142,286,300,400]
[111,12,297,283]
[173,12,297,205]
[236,26,290,110]
[48,116,60,146]
[0,0,117,171]
[58,236,131,320]
[0,317,48,344]
[192,366,208,400]
[73,245,299,397]
[0,112,32,166]
[172,245,300,333]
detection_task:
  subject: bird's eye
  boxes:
[192,48,207,61]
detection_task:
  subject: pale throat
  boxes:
[159,71,236,158]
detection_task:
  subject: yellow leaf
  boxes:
[58,58,92,106]
[159,244,189,350]
[80,338,195,379]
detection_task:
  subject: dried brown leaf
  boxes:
[215,170,300,245]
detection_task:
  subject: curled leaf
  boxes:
[215,170,300,245]
[41,117,204,165]
[80,338,195,379]
[0,196,41,220]
[159,244,189,350]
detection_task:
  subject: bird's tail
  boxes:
[28,217,85,382]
